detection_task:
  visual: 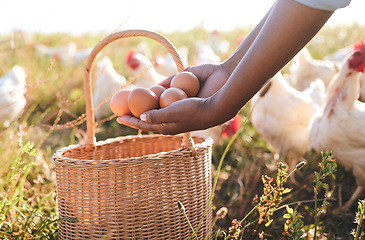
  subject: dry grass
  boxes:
[0,24,364,239]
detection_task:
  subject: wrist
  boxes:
[204,93,238,127]
[221,55,239,76]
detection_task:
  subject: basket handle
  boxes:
[84,30,195,153]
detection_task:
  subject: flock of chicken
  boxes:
[1,32,365,210]
[251,40,365,209]
[34,41,93,66]
[0,40,93,129]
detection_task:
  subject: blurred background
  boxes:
[1,0,365,35]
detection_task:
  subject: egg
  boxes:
[159,87,188,108]
[170,71,200,97]
[128,87,159,118]
[149,85,166,99]
[109,89,132,116]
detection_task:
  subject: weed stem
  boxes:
[354,200,365,240]
[240,162,302,224]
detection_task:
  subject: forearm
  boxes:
[221,5,273,75]
[116,0,346,135]
[210,0,334,122]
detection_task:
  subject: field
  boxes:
[1,23,365,239]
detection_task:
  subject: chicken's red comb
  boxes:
[353,39,365,52]
[126,50,136,61]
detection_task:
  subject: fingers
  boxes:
[158,75,175,88]
[185,64,212,83]
[116,114,179,135]
[141,98,195,125]
[116,114,162,133]
[158,64,214,89]
[116,106,178,130]
[116,115,142,130]
[158,67,200,88]
[116,99,193,134]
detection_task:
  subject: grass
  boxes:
[352,199,365,239]
[1,23,365,239]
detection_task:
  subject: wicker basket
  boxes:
[52,30,213,239]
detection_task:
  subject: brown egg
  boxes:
[170,71,200,97]
[149,85,166,99]
[159,87,188,108]
[109,89,132,116]
[128,87,159,118]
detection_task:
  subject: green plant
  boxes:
[351,199,365,240]
[190,112,246,240]
[283,205,305,239]
[240,161,305,225]
[228,219,242,240]
[220,161,305,239]
[0,126,59,239]
[206,207,228,240]
[178,201,199,240]
[256,162,292,228]
[312,151,337,240]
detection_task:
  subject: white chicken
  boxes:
[289,47,339,91]
[323,46,365,103]
[208,30,230,56]
[303,78,327,107]
[154,46,189,77]
[34,42,92,66]
[250,71,325,182]
[72,47,93,65]
[136,41,153,60]
[0,65,27,127]
[194,41,221,65]
[309,40,365,209]
[126,50,166,88]
[34,42,77,65]
[324,45,353,62]
[93,57,134,120]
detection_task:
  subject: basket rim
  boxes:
[83,29,188,147]
[52,134,213,165]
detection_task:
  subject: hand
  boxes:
[117,63,231,134]
[117,97,215,134]
[160,63,230,98]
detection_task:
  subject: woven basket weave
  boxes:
[52,30,213,239]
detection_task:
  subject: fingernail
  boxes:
[140,113,147,122]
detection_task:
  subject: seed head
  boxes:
[177,201,185,212]
[216,207,228,219]
[296,161,307,170]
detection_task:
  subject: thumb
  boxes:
[139,107,175,124]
